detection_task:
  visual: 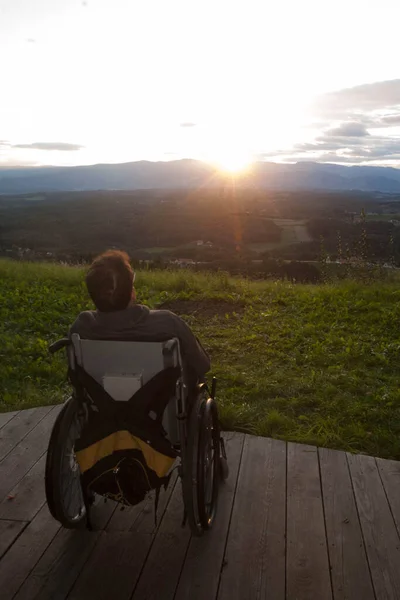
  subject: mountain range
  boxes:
[1,160,400,195]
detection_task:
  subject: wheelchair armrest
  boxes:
[48,338,71,354]
[162,339,179,356]
[198,376,217,399]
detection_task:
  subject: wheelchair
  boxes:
[45,334,228,536]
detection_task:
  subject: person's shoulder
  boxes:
[149,308,178,318]
[147,308,181,323]
[74,310,97,323]
[69,310,97,332]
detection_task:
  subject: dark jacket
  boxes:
[69,304,210,378]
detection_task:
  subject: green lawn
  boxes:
[248,218,311,253]
[365,214,400,221]
[138,247,173,254]
[1,258,400,459]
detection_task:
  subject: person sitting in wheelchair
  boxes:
[46,249,225,534]
[70,249,210,390]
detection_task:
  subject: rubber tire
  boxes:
[182,390,205,536]
[45,396,87,529]
[197,397,220,530]
[182,389,220,536]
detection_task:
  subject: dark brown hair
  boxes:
[86,250,134,312]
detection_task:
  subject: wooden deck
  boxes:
[0,406,400,600]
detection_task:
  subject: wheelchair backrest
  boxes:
[69,334,181,401]
[69,334,183,443]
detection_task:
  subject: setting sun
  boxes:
[214,152,252,173]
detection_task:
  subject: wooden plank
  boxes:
[0,454,46,521]
[132,481,191,599]
[348,452,400,600]
[218,436,286,600]
[0,405,61,501]
[0,519,27,559]
[376,456,400,534]
[67,475,178,600]
[0,504,61,600]
[0,410,18,430]
[175,433,244,600]
[0,406,52,461]
[14,497,116,600]
[14,529,102,600]
[67,531,152,600]
[70,435,242,600]
[105,496,153,532]
[287,443,332,600]
[319,448,375,600]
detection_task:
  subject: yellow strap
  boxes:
[75,430,175,478]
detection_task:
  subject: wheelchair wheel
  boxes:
[45,396,87,529]
[198,397,220,530]
[182,388,220,536]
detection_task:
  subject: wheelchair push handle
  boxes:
[48,338,71,354]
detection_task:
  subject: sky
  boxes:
[1,0,400,169]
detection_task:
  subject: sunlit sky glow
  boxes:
[1,0,400,168]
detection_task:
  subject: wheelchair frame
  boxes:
[45,336,227,536]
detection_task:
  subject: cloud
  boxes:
[13,142,84,151]
[380,114,400,126]
[180,122,196,128]
[327,121,369,137]
[315,136,366,148]
[253,150,290,160]
[267,80,400,167]
[290,134,400,165]
[316,79,400,116]
[286,102,400,166]
[295,153,357,164]
[294,140,355,152]
[253,153,274,159]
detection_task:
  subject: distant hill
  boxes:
[1,159,400,194]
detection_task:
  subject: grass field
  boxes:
[138,247,173,254]
[1,258,400,459]
[248,218,311,253]
[365,214,400,221]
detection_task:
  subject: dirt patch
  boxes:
[157,298,245,318]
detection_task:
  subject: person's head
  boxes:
[86,250,135,312]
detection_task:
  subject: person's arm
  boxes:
[171,314,211,377]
